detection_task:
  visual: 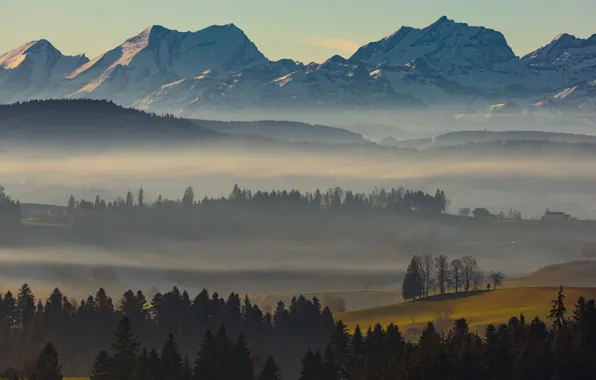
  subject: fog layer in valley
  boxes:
[2,140,596,304]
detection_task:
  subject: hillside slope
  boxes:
[336,287,596,338]
[508,261,596,288]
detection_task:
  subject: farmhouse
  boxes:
[542,209,571,221]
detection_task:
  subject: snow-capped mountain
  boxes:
[0,40,88,103]
[0,17,595,117]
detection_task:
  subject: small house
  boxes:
[472,208,493,218]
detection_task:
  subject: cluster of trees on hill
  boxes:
[8,287,596,380]
[0,186,21,241]
[0,284,333,378]
[64,185,448,242]
[69,185,448,215]
[402,255,505,301]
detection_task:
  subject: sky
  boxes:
[1,0,595,63]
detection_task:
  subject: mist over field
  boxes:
[3,142,596,218]
[2,138,596,302]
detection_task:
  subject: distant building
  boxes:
[542,209,571,221]
[472,208,493,218]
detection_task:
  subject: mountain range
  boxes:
[1,17,595,118]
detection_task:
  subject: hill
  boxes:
[507,260,596,288]
[0,99,220,143]
[195,119,365,144]
[336,287,596,339]
[258,290,402,313]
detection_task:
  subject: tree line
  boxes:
[0,185,21,241]
[63,185,448,243]
[8,287,596,380]
[0,284,333,378]
[68,185,448,215]
[402,255,505,301]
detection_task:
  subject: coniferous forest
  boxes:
[2,285,596,380]
[65,185,448,243]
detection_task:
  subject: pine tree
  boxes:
[111,317,140,380]
[193,330,217,380]
[161,334,183,380]
[90,351,111,380]
[549,286,567,328]
[31,343,63,380]
[299,350,322,380]
[182,357,193,380]
[259,356,281,380]
[402,256,422,300]
[132,348,148,380]
[231,334,254,380]
[16,283,36,327]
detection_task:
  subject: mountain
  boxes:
[0,40,88,103]
[65,24,268,104]
[0,18,595,117]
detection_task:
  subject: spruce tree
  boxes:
[31,343,63,380]
[160,334,183,380]
[16,283,36,327]
[90,351,111,380]
[258,356,281,380]
[231,334,254,380]
[299,350,322,380]
[182,357,193,380]
[549,286,567,328]
[402,256,422,301]
[193,330,217,380]
[111,317,140,380]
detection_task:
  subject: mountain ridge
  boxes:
[1,17,595,116]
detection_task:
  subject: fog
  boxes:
[2,139,596,304]
[3,143,596,217]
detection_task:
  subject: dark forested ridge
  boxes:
[4,286,596,380]
[194,119,365,144]
[0,99,219,141]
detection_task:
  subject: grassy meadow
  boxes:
[335,287,596,339]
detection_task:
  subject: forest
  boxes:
[63,185,448,242]
[0,185,21,242]
[3,286,596,380]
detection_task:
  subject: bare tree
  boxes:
[421,255,433,298]
[450,259,463,293]
[488,271,505,290]
[473,271,485,290]
[434,255,450,294]
[461,256,479,292]
[582,242,596,261]
[414,256,428,298]
[458,207,471,217]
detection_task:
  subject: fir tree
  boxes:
[161,334,183,380]
[111,317,140,380]
[259,356,281,380]
[402,256,422,300]
[90,351,111,380]
[31,343,63,380]
[549,286,567,328]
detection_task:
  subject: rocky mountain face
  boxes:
[1,17,595,117]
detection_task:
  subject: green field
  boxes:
[335,287,596,339]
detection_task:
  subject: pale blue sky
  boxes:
[1,0,595,63]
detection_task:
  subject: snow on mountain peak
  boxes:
[351,16,515,70]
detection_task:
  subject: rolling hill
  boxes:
[507,260,596,288]
[336,287,596,339]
